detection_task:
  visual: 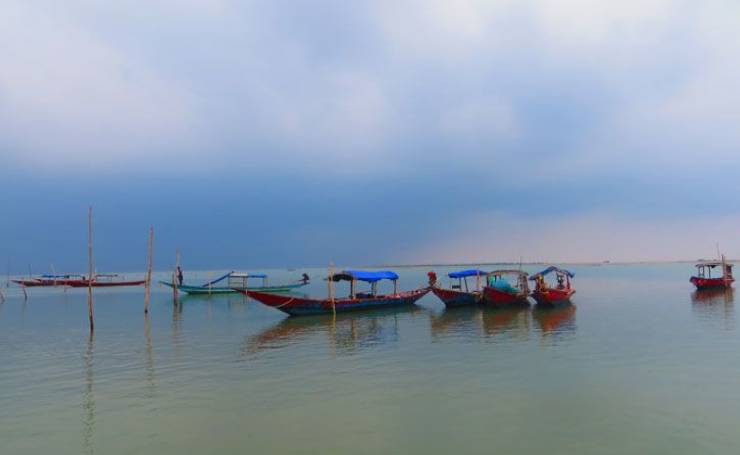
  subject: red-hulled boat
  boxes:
[482,270,530,307]
[238,269,429,316]
[13,274,85,287]
[690,257,734,290]
[429,269,488,307]
[67,274,146,288]
[530,266,575,305]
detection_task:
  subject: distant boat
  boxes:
[429,269,488,307]
[690,256,734,290]
[239,269,429,316]
[12,274,85,287]
[67,274,146,288]
[159,271,308,295]
[529,266,575,305]
[482,270,530,306]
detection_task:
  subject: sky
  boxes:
[2,0,740,273]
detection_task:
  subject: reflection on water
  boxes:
[82,334,95,455]
[431,305,576,342]
[144,314,157,398]
[691,288,734,329]
[243,306,421,356]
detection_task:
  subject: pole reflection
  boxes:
[82,333,95,455]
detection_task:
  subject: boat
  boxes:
[67,274,146,288]
[13,274,86,287]
[529,266,575,305]
[159,271,309,295]
[429,269,488,307]
[690,256,734,290]
[482,270,530,307]
[238,269,429,316]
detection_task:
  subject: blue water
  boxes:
[1,264,738,454]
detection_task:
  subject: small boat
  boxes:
[159,271,309,295]
[13,274,86,287]
[239,269,429,316]
[530,266,575,305]
[691,256,734,290]
[429,269,488,307]
[67,274,146,288]
[482,270,530,307]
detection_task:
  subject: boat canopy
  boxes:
[490,269,529,277]
[201,271,267,287]
[529,266,574,280]
[448,269,488,279]
[331,270,399,283]
[41,274,82,278]
[695,261,730,268]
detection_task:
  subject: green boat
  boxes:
[159,271,309,295]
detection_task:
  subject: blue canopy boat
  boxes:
[238,269,429,316]
[430,269,488,307]
[160,271,309,295]
[529,266,575,305]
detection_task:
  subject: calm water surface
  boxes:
[1,264,738,454]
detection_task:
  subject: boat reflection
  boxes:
[243,306,422,356]
[430,306,532,341]
[532,305,577,342]
[691,288,734,327]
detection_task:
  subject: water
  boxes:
[1,264,738,454]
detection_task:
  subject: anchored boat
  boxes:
[430,269,488,307]
[160,271,309,295]
[239,269,429,316]
[482,270,530,307]
[530,266,575,305]
[691,256,734,290]
[67,274,146,288]
[12,274,86,287]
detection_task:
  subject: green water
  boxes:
[1,264,738,454]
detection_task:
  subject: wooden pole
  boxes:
[144,226,154,314]
[328,262,336,315]
[172,249,180,304]
[87,207,94,332]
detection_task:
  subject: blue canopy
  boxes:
[448,269,488,279]
[331,270,399,282]
[529,266,574,280]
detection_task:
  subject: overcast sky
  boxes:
[2,0,740,272]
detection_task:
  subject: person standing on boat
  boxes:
[176,266,184,286]
[301,273,310,284]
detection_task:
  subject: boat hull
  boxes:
[482,286,529,307]
[532,288,575,306]
[13,278,86,287]
[431,287,481,307]
[68,280,146,288]
[690,276,734,290]
[241,288,430,316]
[159,281,308,295]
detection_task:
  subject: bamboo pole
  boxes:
[328,262,336,315]
[87,207,94,332]
[144,226,154,314]
[172,249,180,304]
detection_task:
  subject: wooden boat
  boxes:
[429,269,488,307]
[482,270,530,307]
[159,271,309,295]
[530,266,575,305]
[690,256,734,290]
[67,274,146,288]
[239,269,429,316]
[13,274,86,287]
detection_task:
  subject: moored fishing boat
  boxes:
[429,269,488,307]
[239,269,429,316]
[13,274,86,287]
[482,270,530,307]
[690,256,734,290]
[67,274,146,288]
[160,271,309,295]
[530,266,575,305]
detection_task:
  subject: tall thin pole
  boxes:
[144,226,154,314]
[328,262,336,315]
[87,207,94,332]
[172,249,180,304]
